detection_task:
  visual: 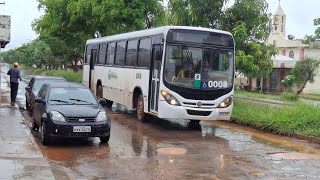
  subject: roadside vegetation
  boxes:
[232,99,320,137]
[24,66,82,83]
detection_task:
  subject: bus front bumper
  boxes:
[157,100,233,121]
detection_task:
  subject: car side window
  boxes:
[38,85,48,99]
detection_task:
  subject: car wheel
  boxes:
[32,119,39,131]
[100,135,110,143]
[40,122,50,145]
[136,95,146,122]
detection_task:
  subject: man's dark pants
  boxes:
[10,82,19,103]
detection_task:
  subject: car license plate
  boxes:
[73,126,91,132]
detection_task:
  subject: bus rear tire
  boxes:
[136,95,146,122]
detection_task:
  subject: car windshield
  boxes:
[33,79,65,91]
[48,87,97,105]
[164,45,234,89]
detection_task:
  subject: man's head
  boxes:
[13,62,19,68]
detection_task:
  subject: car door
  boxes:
[33,85,48,125]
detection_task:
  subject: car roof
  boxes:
[33,75,65,80]
[47,82,87,88]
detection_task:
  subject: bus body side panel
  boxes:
[98,66,150,110]
[83,64,90,88]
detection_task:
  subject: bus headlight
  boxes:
[217,96,233,108]
[161,90,181,106]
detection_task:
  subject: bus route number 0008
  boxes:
[207,81,228,88]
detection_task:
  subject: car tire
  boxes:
[100,135,110,143]
[136,94,147,122]
[40,122,50,145]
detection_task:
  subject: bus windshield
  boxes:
[164,45,234,89]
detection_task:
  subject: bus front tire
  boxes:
[136,95,146,122]
[190,120,201,123]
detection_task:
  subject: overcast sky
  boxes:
[0,0,319,51]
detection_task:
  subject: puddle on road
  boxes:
[204,121,320,155]
[269,152,320,160]
[156,147,187,155]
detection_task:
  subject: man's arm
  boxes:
[7,69,11,75]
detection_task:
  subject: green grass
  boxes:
[232,99,320,137]
[26,67,83,83]
[235,89,282,101]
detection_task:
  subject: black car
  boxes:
[32,82,111,145]
[25,76,66,115]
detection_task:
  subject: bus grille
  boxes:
[186,110,211,116]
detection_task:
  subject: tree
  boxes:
[33,0,165,70]
[291,57,320,95]
[304,18,320,44]
[167,0,227,28]
[220,0,277,79]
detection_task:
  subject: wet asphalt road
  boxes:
[2,67,320,179]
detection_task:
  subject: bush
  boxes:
[280,92,299,101]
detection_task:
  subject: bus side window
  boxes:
[137,38,151,68]
[114,41,126,66]
[97,43,106,65]
[106,42,115,66]
[125,39,138,67]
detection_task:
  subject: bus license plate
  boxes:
[73,126,91,132]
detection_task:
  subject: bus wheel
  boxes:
[105,100,113,108]
[96,85,103,99]
[136,95,146,122]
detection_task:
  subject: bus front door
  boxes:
[150,45,162,113]
[89,49,97,90]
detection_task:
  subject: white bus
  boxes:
[83,26,235,123]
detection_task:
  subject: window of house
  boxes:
[289,51,294,59]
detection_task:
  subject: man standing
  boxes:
[7,62,22,105]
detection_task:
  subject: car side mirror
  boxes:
[25,87,31,91]
[98,99,107,107]
[35,97,45,104]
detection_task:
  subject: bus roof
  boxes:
[86,26,232,45]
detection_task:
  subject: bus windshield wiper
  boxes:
[69,98,94,104]
[50,99,70,104]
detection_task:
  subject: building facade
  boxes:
[264,4,320,93]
